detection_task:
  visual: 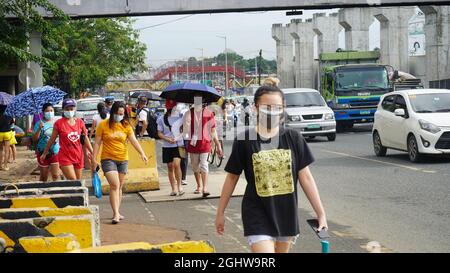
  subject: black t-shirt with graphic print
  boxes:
[225,128,315,237]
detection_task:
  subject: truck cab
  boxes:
[319,51,392,131]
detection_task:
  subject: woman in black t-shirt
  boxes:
[215,85,328,253]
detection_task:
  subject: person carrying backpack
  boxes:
[135,96,159,139]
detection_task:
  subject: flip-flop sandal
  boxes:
[194,190,201,194]
[202,192,211,198]
[178,191,185,196]
[111,219,120,225]
[170,192,177,196]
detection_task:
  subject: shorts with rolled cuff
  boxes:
[246,235,299,246]
[101,159,128,174]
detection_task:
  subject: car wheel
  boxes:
[373,131,387,156]
[327,133,336,141]
[408,135,422,163]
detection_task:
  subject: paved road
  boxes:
[93,124,450,252]
[303,124,450,252]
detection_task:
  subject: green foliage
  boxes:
[0,0,67,67]
[43,18,147,96]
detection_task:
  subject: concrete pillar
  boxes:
[313,13,341,54]
[339,8,374,51]
[418,6,450,87]
[374,7,415,72]
[18,31,43,92]
[289,19,315,89]
[272,24,295,88]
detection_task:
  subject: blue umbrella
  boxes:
[160,82,221,103]
[0,92,14,105]
[5,86,66,117]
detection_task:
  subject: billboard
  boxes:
[409,10,426,56]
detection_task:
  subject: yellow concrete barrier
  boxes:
[0,215,97,251]
[17,234,80,253]
[0,206,101,247]
[0,193,87,209]
[97,138,160,194]
[70,240,215,253]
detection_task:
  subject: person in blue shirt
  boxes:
[32,103,60,181]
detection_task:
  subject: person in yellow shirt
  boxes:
[91,101,148,224]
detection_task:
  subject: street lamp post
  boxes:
[217,36,228,96]
[196,48,205,83]
[233,61,238,89]
[186,57,189,82]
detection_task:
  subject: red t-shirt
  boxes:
[185,108,216,154]
[54,118,87,166]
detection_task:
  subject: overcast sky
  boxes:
[132,9,382,68]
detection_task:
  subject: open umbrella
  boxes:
[160,82,221,104]
[130,91,164,101]
[5,86,66,117]
[0,92,14,105]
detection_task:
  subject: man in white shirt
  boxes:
[135,96,149,137]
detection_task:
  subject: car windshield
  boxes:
[285,92,325,107]
[336,67,389,92]
[409,93,450,113]
[77,101,100,111]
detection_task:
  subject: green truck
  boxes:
[319,50,392,131]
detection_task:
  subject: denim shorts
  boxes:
[101,159,128,174]
[246,235,299,246]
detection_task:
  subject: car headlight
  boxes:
[336,103,350,109]
[324,113,334,120]
[289,115,301,122]
[419,119,441,134]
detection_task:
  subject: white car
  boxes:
[282,88,337,141]
[76,97,105,130]
[373,89,450,162]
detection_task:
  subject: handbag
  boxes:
[92,166,103,199]
[178,146,186,159]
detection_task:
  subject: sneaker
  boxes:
[181,180,188,185]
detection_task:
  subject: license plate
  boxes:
[307,124,321,129]
[360,110,371,115]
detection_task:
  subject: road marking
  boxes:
[139,201,156,221]
[320,149,438,174]
[205,200,247,252]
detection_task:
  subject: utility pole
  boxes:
[217,36,228,96]
[258,49,262,85]
[175,60,178,83]
[186,58,189,82]
[197,48,205,83]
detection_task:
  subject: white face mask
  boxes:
[258,107,283,130]
[114,114,124,123]
[64,110,75,118]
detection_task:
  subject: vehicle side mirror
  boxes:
[394,108,405,117]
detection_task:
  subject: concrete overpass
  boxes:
[42,0,449,18]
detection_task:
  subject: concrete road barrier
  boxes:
[16,234,80,253]
[0,193,88,209]
[0,180,85,191]
[0,206,100,247]
[71,240,215,253]
[97,138,160,194]
[0,214,97,251]
[1,187,89,200]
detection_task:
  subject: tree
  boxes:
[0,0,66,68]
[43,18,147,96]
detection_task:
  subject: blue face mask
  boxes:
[114,114,124,123]
[44,112,54,120]
[64,110,75,118]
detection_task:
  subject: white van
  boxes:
[282,88,337,141]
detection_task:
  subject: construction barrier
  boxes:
[1,187,89,200]
[0,193,88,209]
[16,234,80,253]
[70,240,215,253]
[0,206,100,247]
[0,214,97,250]
[0,180,85,191]
[97,138,160,194]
